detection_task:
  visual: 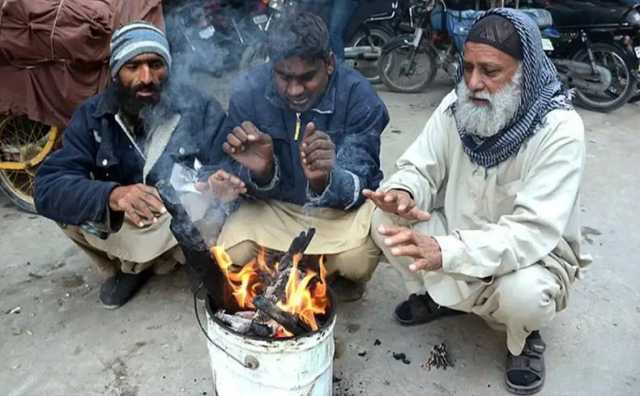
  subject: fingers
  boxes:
[409,259,430,272]
[389,244,423,259]
[226,127,249,153]
[302,149,333,166]
[381,226,416,247]
[362,189,375,199]
[241,121,261,142]
[302,138,334,155]
[137,186,166,214]
[407,207,431,221]
[302,122,316,140]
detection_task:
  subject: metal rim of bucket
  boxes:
[204,289,337,342]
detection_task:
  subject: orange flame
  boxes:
[277,254,328,331]
[210,246,329,336]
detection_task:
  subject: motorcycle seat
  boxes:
[519,8,553,28]
[529,0,632,28]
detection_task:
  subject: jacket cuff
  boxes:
[306,167,360,209]
[249,156,280,192]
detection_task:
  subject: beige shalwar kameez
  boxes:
[371,91,591,355]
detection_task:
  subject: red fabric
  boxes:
[0,0,164,127]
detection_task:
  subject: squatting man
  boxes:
[35,22,226,309]
[366,9,590,395]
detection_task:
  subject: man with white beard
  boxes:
[365,9,590,395]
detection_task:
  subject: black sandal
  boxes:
[505,331,546,395]
[393,293,465,326]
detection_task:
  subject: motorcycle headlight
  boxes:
[269,0,283,11]
[625,9,640,28]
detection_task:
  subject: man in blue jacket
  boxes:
[34,22,226,309]
[208,12,389,301]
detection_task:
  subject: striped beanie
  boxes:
[109,21,172,79]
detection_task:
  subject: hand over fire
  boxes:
[363,188,431,221]
[377,224,443,271]
[195,169,247,203]
[300,122,335,193]
[108,184,166,228]
[224,121,274,184]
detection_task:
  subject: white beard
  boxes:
[453,65,523,138]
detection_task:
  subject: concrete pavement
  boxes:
[1,76,639,396]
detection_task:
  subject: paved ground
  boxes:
[1,73,639,396]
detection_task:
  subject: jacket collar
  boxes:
[93,85,120,118]
[264,64,338,115]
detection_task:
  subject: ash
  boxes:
[423,342,454,371]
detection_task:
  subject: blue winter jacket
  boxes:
[218,63,389,210]
[34,83,226,232]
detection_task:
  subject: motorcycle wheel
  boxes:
[378,35,438,93]
[348,27,392,84]
[0,115,59,213]
[572,43,636,112]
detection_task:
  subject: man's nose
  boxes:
[138,64,152,85]
[287,80,304,97]
[467,69,485,92]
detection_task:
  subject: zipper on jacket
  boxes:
[294,112,301,141]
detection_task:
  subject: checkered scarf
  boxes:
[452,8,572,169]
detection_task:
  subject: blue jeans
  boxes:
[329,0,359,61]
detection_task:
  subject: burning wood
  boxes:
[210,228,330,339]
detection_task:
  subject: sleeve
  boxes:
[34,106,121,229]
[381,99,451,213]
[434,113,586,278]
[307,82,389,209]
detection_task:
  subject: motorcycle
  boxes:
[525,0,640,112]
[377,0,481,92]
[342,0,406,82]
[241,0,408,82]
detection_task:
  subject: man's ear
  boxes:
[326,52,336,75]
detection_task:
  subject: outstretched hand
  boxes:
[377,224,442,272]
[195,169,246,203]
[223,121,274,183]
[300,122,335,193]
[363,188,431,221]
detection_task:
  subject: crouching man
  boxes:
[34,22,226,309]
[206,12,389,302]
[366,9,590,395]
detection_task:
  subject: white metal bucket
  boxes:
[206,310,336,396]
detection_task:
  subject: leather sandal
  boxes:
[393,293,465,326]
[505,331,546,395]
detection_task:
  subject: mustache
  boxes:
[132,82,160,94]
[469,90,492,103]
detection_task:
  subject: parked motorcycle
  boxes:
[342,0,405,82]
[377,0,481,92]
[525,0,640,112]
[240,0,408,82]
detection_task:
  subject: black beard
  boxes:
[114,78,166,117]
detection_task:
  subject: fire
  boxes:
[210,245,329,336]
[278,254,328,331]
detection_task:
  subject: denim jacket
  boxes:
[34,83,226,233]
[218,63,389,210]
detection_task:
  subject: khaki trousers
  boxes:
[217,200,381,283]
[61,213,184,278]
[371,209,568,355]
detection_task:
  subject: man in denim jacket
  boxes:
[206,12,388,301]
[34,22,226,309]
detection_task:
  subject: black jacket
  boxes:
[34,83,226,232]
